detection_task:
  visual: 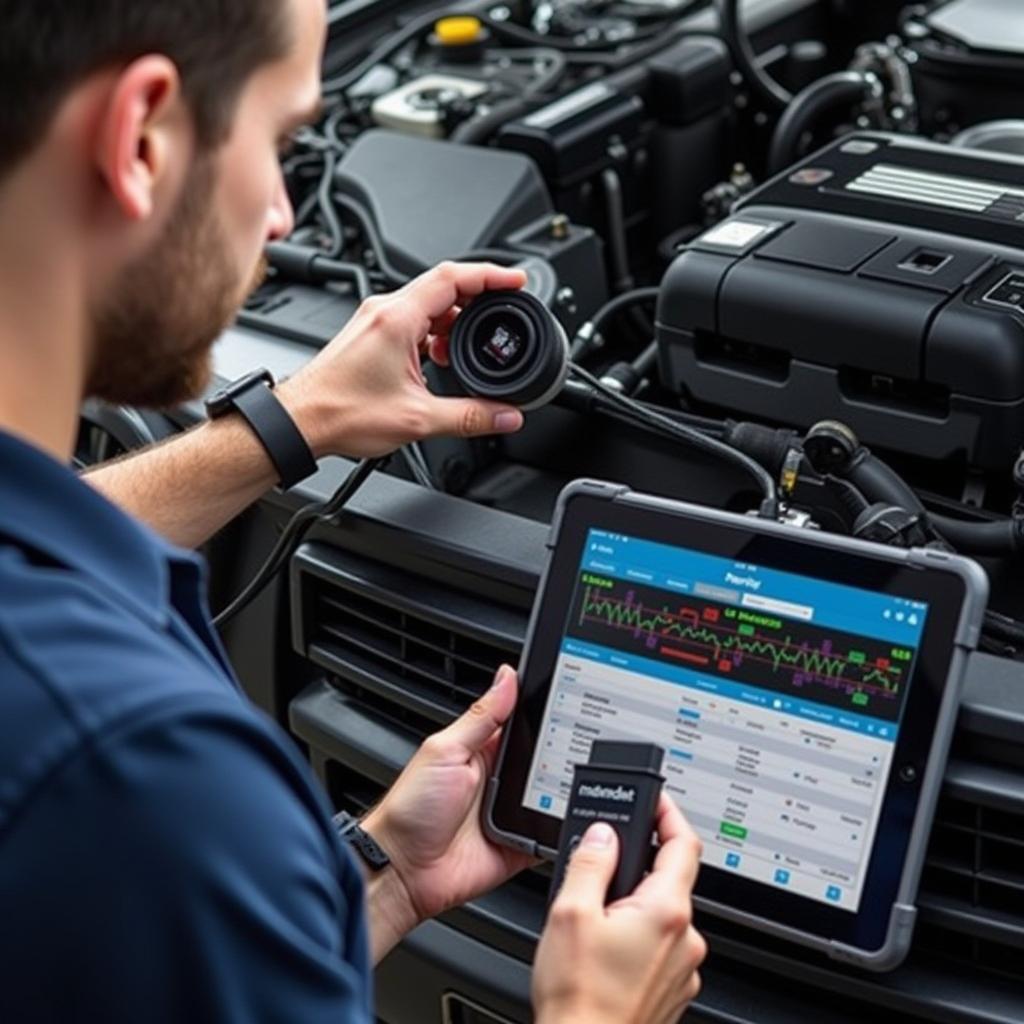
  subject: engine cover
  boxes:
[656,133,1024,471]
[334,129,553,275]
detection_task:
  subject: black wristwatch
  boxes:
[205,368,318,489]
[333,811,392,872]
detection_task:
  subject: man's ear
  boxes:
[95,55,187,222]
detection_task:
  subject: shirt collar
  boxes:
[0,429,200,627]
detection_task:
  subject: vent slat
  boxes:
[317,594,502,675]
[310,640,460,725]
[301,572,518,732]
[317,622,486,704]
[918,894,1024,950]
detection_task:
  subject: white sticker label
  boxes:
[523,83,612,130]
[698,219,778,249]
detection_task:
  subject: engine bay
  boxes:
[239,0,1024,655]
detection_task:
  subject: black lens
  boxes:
[449,289,568,409]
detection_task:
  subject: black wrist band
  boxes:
[205,369,318,489]
[333,811,392,872]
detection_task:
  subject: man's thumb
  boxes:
[434,664,518,757]
[555,824,619,908]
[429,397,523,439]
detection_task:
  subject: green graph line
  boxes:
[579,588,900,692]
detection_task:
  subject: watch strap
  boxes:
[227,380,318,489]
[333,811,392,871]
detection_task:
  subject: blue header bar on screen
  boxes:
[584,529,928,647]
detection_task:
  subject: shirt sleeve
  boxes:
[0,697,374,1024]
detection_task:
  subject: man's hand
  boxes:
[532,796,707,1024]
[360,665,534,960]
[276,261,528,459]
[87,261,527,549]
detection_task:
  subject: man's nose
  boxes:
[266,176,295,242]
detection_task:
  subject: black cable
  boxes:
[450,48,567,145]
[450,98,541,145]
[767,71,878,173]
[294,184,322,230]
[984,609,1024,648]
[598,341,659,396]
[600,167,635,293]
[477,12,666,51]
[322,7,668,98]
[630,340,659,380]
[569,362,778,516]
[214,457,384,628]
[557,378,728,437]
[316,150,344,257]
[332,193,410,287]
[322,10,443,95]
[265,241,372,299]
[504,47,569,92]
[570,286,660,360]
[560,27,721,69]
[400,443,438,489]
[591,287,660,336]
[719,0,791,110]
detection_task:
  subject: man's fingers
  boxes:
[653,792,699,855]
[429,664,518,758]
[426,306,460,343]
[424,396,524,439]
[403,262,527,322]
[631,798,703,902]
[553,824,619,911]
[426,334,451,367]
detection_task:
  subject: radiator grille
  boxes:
[293,546,523,729]
[915,788,1024,979]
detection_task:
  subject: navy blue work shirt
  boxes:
[0,430,373,1022]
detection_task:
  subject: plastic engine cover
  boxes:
[334,129,553,276]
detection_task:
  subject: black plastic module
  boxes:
[656,133,1024,471]
[497,83,644,187]
[334,129,553,275]
[549,741,664,906]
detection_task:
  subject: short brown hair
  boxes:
[0,1,291,177]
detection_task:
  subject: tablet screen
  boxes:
[521,527,929,913]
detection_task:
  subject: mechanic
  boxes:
[0,1,706,1022]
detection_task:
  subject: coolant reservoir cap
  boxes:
[434,16,484,45]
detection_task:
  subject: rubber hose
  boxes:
[768,71,877,173]
[719,0,791,110]
[847,451,1023,555]
[451,49,566,146]
[451,98,535,145]
[601,167,635,293]
[929,515,1022,556]
[845,453,925,516]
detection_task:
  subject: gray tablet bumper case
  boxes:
[485,478,989,971]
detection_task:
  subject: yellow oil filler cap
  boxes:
[433,16,484,45]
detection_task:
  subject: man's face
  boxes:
[86,0,327,408]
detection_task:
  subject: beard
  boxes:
[86,156,265,409]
